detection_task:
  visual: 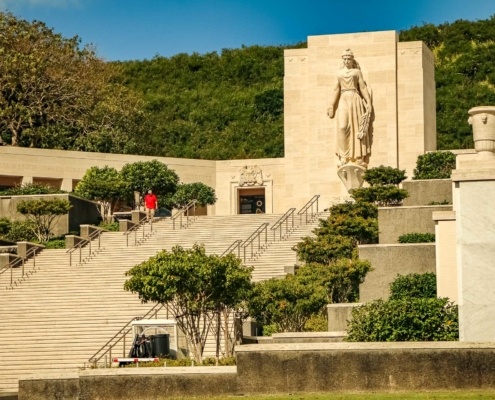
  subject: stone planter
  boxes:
[468,106,495,155]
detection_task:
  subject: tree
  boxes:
[119,160,179,208]
[74,166,125,222]
[171,182,217,208]
[297,259,372,304]
[124,245,252,364]
[16,198,72,243]
[294,201,378,266]
[0,12,147,152]
[246,273,327,333]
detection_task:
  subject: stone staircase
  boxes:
[0,210,327,394]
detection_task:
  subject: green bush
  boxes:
[0,182,66,195]
[398,232,436,243]
[389,272,437,300]
[44,239,66,249]
[351,185,409,206]
[364,166,407,186]
[98,221,120,232]
[413,151,456,180]
[2,220,36,242]
[0,218,10,236]
[303,313,328,332]
[346,297,458,342]
[126,356,236,368]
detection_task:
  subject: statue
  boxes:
[327,49,373,167]
[327,49,373,191]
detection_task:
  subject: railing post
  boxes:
[123,334,126,357]
[79,247,82,264]
[10,262,13,285]
[108,346,112,368]
[69,251,72,267]
[21,258,25,278]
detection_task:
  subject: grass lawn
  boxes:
[166,392,495,400]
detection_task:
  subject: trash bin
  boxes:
[150,334,170,358]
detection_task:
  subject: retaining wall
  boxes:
[19,342,495,399]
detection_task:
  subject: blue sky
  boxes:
[0,0,494,61]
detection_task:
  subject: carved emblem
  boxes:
[239,165,263,186]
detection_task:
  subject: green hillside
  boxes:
[117,16,495,158]
[399,15,495,149]
[114,44,295,160]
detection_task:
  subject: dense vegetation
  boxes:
[400,17,495,149]
[2,12,493,158]
[346,273,458,342]
[114,45,291,159]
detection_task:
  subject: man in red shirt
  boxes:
[143,189,158,221]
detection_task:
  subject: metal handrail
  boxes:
[123,215,153,247]
[221,239,243,258]
[172,200,198,230]
[88,302,165,367]
[242,223,269,263]
[67,228,104,266]
[2,245,42,286]
[270,208,296,241]
[297,195,320,225]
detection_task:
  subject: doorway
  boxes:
[238,188,265,214]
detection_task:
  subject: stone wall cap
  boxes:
[272,332,346,338]
[432,211,456,221]
[327,303,362,308]
[79,366,236,378]
[452,168,495,182]
[19,371,79,382]
[359,243,435,249]
[235,342,495,353]
[379,205,453,210]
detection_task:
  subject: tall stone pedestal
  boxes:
[453,106,495,341]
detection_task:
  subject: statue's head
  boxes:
[341,48,360,69]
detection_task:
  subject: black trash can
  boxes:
[150,334,170,358]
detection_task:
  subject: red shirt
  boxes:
[144,193,158,209]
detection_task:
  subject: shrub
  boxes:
[126,356,236,368]
[364,165,407,186]
[247,274,328,333]
[0,182,65,195]
[0,218,10,236]
[398,232,436,243]
[345,297,458,342]
[2,220,36,242]
[351,185,409,206]
[303,313,328,332]
[98,221,119,232]
[413,151,456,180]
[297,259,372,304]
[389,272,437,300]
[294,234,356,265]
[44,239,66,249]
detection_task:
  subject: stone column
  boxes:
[453,106,495,341]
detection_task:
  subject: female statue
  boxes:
[327,49,373,166]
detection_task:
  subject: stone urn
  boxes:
[468,106,495,156]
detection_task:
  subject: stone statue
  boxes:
[327,49,373,167]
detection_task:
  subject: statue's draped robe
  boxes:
[335,68,371,163]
